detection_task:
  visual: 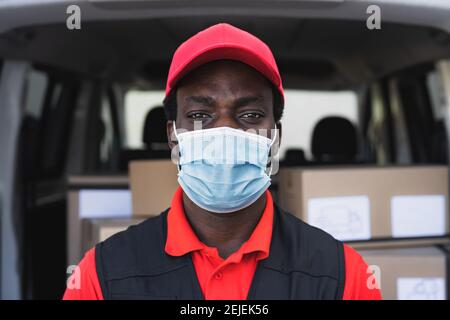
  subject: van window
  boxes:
[396,65,447,164]
[22,67,79,178]
[427,69,447,122]
[365,64,448,166]
[388,79,412,164]
[100,93,114,165]
[280,89,358,160]
[41,79,78,176]
[366,82,395,165]
[24,70,48,119]
[124,90,165,149]
[97,88,121,172]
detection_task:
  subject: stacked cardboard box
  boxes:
[278,165,449,243]
[81,218,144,254]
[68,160,179,264]
[359,246,448,300]
[278,165,450,299]
[67,175,130,265]
[128,160,179,216]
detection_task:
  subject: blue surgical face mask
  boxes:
[173,123,278,213]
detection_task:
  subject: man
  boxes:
[64,23,381,300]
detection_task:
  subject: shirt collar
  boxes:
[165,187,274,259]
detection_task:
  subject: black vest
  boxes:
[95,205,346,299]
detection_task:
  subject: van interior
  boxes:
[1,10,450,299]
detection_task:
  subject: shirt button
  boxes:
[214,272,223,280]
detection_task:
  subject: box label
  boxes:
[308,195,371,241]
[391,195,446,238]
[79,189,132,218]
[397,277,446,300]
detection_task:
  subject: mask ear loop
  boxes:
[172,121,182,172]
[266,126,278,176]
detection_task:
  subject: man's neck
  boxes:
[182,192,267,259]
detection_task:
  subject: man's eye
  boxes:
[241,112,263,119]
[188,112,211,120]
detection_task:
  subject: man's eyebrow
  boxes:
[234,95,265,107]
[184,95,215,106]
[183,95,266,107]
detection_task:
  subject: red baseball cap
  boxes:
[165,23,284,106]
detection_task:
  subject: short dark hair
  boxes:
[163,84,284,123]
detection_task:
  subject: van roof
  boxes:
[0,0,449,90]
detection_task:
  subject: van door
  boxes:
[362,61,449,166]
[0,60,29,299]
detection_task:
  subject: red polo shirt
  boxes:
[165,187,273,299]
[63,188,382,300]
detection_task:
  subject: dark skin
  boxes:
[167,60,282,259]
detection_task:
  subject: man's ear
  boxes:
[166,120,177,150]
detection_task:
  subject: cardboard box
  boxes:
[359,246,448,300]
[129,160,179,217]
[81,218,144,253]
[67,175,130,265]
[278,166,449,242]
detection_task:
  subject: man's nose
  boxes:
[213,112,240,130]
